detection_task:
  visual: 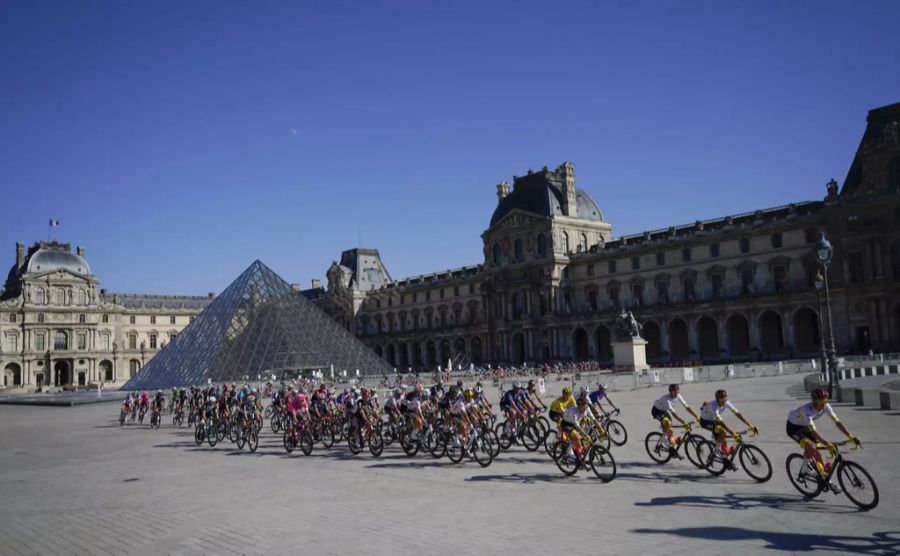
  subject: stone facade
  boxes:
[310,103,900,369]
[0,242,213,389]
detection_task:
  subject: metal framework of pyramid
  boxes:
[122,260,393,390]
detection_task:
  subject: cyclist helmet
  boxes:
[474,384,483,394]
[562,386,572,397]
[361,389,370,399]
[597,383,608,394]
[298,387,306,394]
[464,389,474,401]
[715,389,727,399]
[457,379,464,387]
[513,382,521,390]
[393,388,403,397]
[811,388,829,401]
[579,386,589,396]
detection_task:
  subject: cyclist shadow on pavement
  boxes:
[465,473,598,485]
[634,492,864,515]
[630,526,900,554]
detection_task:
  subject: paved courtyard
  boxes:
[1,373,899,555]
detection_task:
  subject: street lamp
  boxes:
[813,270,828,383]
[815,233,838,397]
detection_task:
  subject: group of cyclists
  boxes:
[116,375,876,507]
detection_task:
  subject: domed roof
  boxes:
[25,247,91,275]
[489,167,605,227]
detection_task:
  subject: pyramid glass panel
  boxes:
[122,260,394,390]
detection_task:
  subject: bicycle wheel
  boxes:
[283,431,296,454]
[486,429,501,458]
[425,428,446,459]
[553,443,579,476]
[207,425,218,448]
[739,444,773,483]
[320,425,335,448]
[348,429,362,455]
[400,431,420,457]
[544,430,558,456]
[271,415,281,434]
[494,421,512,451]
[264,405,274,419]
[368,430,384,457]
[472,437,493,468]
[838,460,879,510]
[589,445,617,482]
[644,432,672,464]
[194,424,205,446]
[446,436,465,464]
[700,441,727,476]
[521,423,541,452]
[606,419,628,446]
[236,428,246,450]
[299,431,314,456]
[247,430,259,453]
[785,454,823,498]
[684,434,706,469]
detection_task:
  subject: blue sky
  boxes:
[2,1,899,295]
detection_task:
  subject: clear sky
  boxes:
[2,1,899,296]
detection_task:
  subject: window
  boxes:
[77,333,86,350]
[54,331,68,350]
[34,288,46,305]
[710,243,720,258]
[740,238,750,254]
[682,247,692,262]
[129,315,135,325]
[683,278,695,301]
[711,274,723,298]
[515,238,524,262]
[79,314,86,324]
[805,228,818,244]
[771,233,783,249]
[888,156,900,191]
[102,314,109,323]
[189,316,195,323]
[774,265,787,292]
[848,252,865,284]
[633,284,644,306]
[562,232,570,254]
[580,233,588,252]
[537,233,547,257]
[587,264,594,277]
[657,282,669,304]
[493,243,502,265]
[149,334,157,349]
[8,313,16,323]
[6,332,17,351]
[425,291,431,301]
[100,333,110,351]
[631,256,640,270]
[656,252,665,266]
[562,267,569,279]
[609,259,617,273]
[588,290,598,311]
[439,289,445,299]
[169,333,177,341]
[454,286,459,297]
[150,315,156,324]
[35,333,46,352]
[609,287,620,308]
[130,360,141,375]
[469,284,475,295]
[37,313,45,324]
[78,289,87,305]
[128,334,137,350]
[741,269,754,294]
[56,289,66,305]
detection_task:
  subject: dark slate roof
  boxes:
[489,167,604,226]
[339,248,392,292]
[300,287,325,301]
[842,102,900,196]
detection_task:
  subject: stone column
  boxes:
[719,316,730,357]
[687,318,698,356]
[749,314,761,353]
[660,320,671,359]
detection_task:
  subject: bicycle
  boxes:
[445,423,493,467]
[644,423,706,468]
[701,429,772,482]
[172,406,184,427]
[347,418,384,457]
[194,418,219,448]
[786,440,878,510]
[149,408,161,430]
[549,428,616,482]
[599,409,628,446]
[283,417,314,456]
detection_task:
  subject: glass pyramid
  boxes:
[122,260,394,390]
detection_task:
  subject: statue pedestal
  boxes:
[612,338,649,374]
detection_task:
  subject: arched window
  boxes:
[54,331,68,350]
[537,233,547,258]
[580,233,588,252]
[514,238,524,262]
[889,156,900,191]
[77,289,87,305]
[129,359,141,376]
[562,232,570,253]
[37,313,45,324]
[78,314,85,324]
[8,313,16,323]
[492,243,502,265]
[55,288,66,305]
[34,288,46,305]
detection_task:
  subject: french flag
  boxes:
[49,219,60,227]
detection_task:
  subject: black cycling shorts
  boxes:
[786,421,815,444]
[699,418,719,433]
[651,406,670,422]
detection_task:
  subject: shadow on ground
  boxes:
[630,527,900,554]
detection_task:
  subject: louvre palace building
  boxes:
[309,102,900,370]
[0,242,212,388]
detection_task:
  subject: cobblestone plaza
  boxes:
[1,373,898,555]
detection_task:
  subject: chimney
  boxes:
[208,292,215,298]
[496,181,510,204]
[76,246,85,257]
[15,242,25,270]
[311,279,322,289]
[291,283,301,292]
[559,162,577,217]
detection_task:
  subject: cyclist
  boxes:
[549,386,577,437]
[384,388,404,426]
[651,384,701,458]
[699,389,757,457]
[404,384,427,439]
[525,379,548,411]
[787,388,861,484]
[151,390,165,421]
[449,388,473,446]
[288,387,309,427]
[557,391,590,460]
[589,383,619,416]
[499,383,527,438]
